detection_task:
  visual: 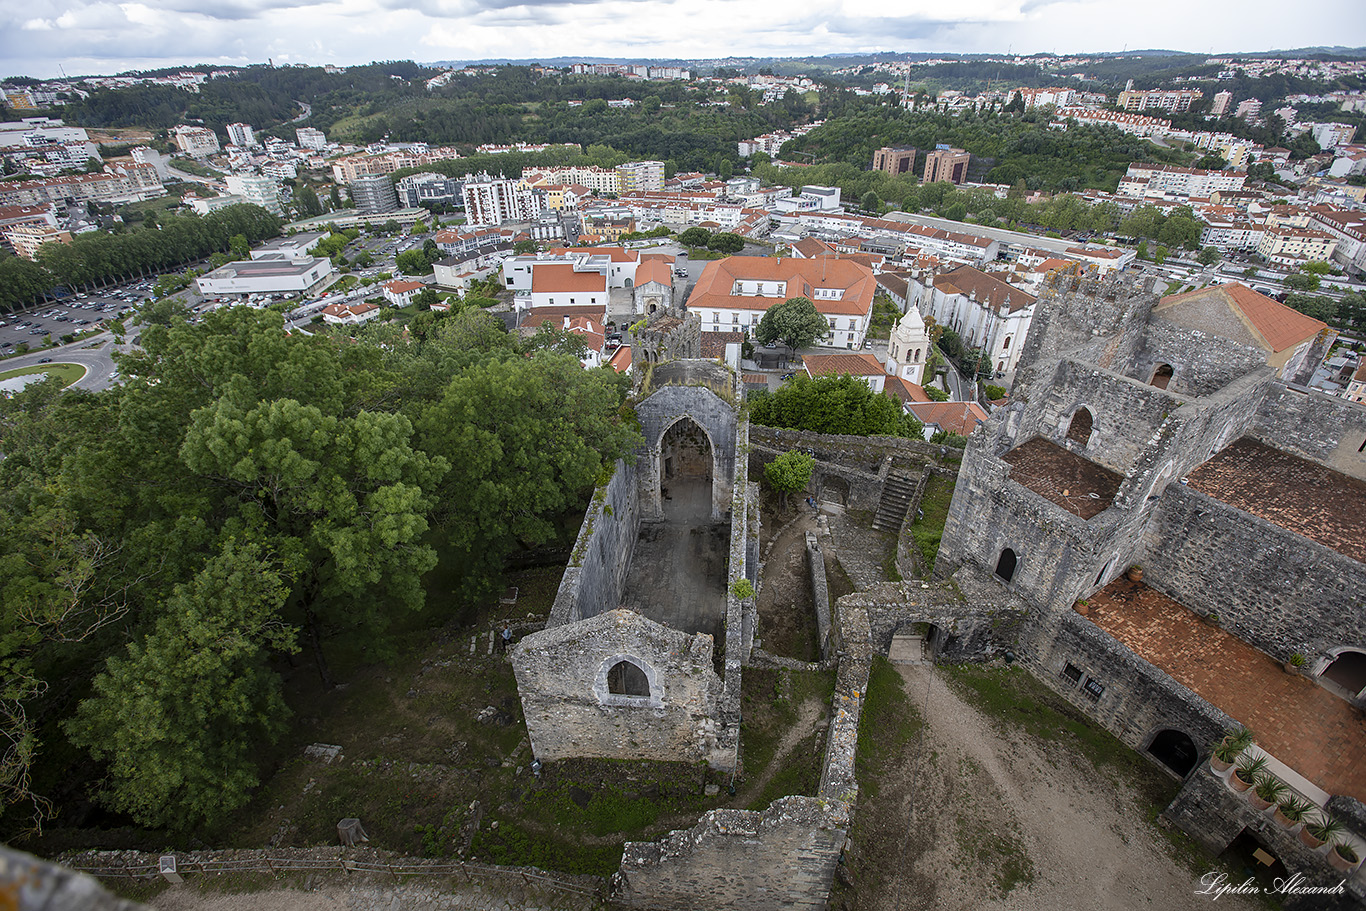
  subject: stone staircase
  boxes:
[872,469,920,532]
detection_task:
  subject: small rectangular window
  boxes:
[1082,677,1105,701]
[1061,663,1082,685]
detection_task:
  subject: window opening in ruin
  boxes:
[1082,676,1105,702]
[1146,729,1198,777]
[1061,663,1082,685]
[1321,650,1366,697]
[1151,364,1174,390]
[995,548,1018,583]
[607,660,650,697]
[1066,408,1093,446]
[1094,558,1114,586]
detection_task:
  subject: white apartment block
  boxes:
[1256,226,1338,266]
[296,127,327,150]
[1118,164,1246,200]
[171,125,220,158]
[462,177,543,227]
[1116,89,1203,113]
[226,122,256,147]
[616,160,665,193]
[225,173,284,216]
[1312,122,1358,149]
[523,165,621,195]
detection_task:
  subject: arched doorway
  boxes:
[659,417,714,521]
[1066,408,1093,446]
[1151,364,1174,390]
[1147,729,1198,776]
[820,475,850,508]
[1320,650,1366,699]
[607,660,650,697]
[995,548,1018,583]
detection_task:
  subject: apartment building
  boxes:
[616,160,665,194]
[872,146,917,176]
[1116,88,1203,113]
[349,174,399,214]
[226,122,256,148]
[296,127,327,150]
[463,176,542,227]
[171,125,220,158]
[1256,225,1338,266]
[1118,164,1246,200]
[922,147,971,185]
[225,173,284,216]
[2,221,71,260]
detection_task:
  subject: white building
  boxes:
[296,127,327,150]
[322,301,381,325]
[196,255,335,297]
[462,176,542,227]
[686,255,877,349]
[1118,165,1246,200]
[225,173,284,216]
[905,265,1036,376]
[226,122,256,148]
[171,125,220,158]
[616,160,665,194]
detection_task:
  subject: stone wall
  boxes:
[1253,383,1366,481]
[807,532,833,660]
[1121,315,1268,399]
[635,375,738,521]
[2,846,144,910]
[546,461,641,629]
[513,610,733,768]
[1141,485,1366,666]
[1162,769,1366,911]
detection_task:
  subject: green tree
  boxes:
[514,239,538,254]
[749,374,908,437]
[678,226,712,248]
[413,288,441,311]
[754,297,828,351]
[861,190,882,213]
[1284,272,1321,292]
[229,233,250,259]
[707,232,744,254]
[763,449,814,509]
[1197,247,1221,267]
[397,249,433,275]
[293,184,323,217]
[64,542,297,830]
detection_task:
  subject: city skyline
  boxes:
[3,0,1366,80]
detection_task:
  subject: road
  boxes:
[2,333,123,393]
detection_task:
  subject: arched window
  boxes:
[607,660,650,697]
[997,360,1004,372]
[1002,336,1012,351]
[913,348,921,361]
[995,548,1018,583]
[1067,408,1093,446]
[1151,364,1174,390]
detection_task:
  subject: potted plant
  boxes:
[1075,599,1089,617]
[1230,755,1267,793]
[1210,728,1253,774]
[1274,795,1313,829]
[1248,772,1288,811]
[1330,839,1361,873]
[1283,652,1306,675]
[1302,813,1345,850]
[1126,564,1144,582]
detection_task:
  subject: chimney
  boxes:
[564,315,571,329]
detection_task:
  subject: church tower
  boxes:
[886,306,930,385]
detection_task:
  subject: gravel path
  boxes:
[852,664,1260,911]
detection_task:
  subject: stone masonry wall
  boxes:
[1121,315,1268,399]
[1140,485,1366,666]
[545,460,641,629]
[1253,383,1366,482]
[636,382,738,521]
[513,610,731,768]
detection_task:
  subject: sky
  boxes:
[3,0,1365,80]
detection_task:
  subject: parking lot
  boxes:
[0,285,145,355]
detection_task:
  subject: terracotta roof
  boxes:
[792,237,836,257]
[608,345,632,372]
[1087,580,1366,801]
[518,305,606,333]
[1186,438,1366,563]
[876,272,909,299]
[687,255,877,317]
[383,279,425,294]
[700,331,743,359]
[1156,282,1326,353]
[530,263,607,294]
[802,352,886,377]
[634,259,673,287]
[933,265,1035,314]
[883,376,931,405]
[999,436,1120,519]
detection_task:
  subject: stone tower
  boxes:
[885,306,930,385]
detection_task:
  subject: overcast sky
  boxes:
[4,0,1365,80]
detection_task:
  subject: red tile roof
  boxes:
[792,237,837,257]
[634,259,673,287]
[884,376,931,405]
[518,304,606,333]
[933,265,1036,314]
[530,263,607,294]
[1157,282,1326,353]
[608,345,632,372]
[688,255,877,317]
[700,331,743,359]
[383,279,425,294]
[802,352,886,377]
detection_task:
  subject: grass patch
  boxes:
[909,473,955,577]
[741,667,835,809]
[0,362,87,387]
[470,817,623,876]
[854,656,923,798]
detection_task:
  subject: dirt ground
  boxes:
[755,504,822,661]
[840,663,1263,911]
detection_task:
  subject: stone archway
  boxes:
[659,416,715,522]
[1146,728,1198,777]
[819,474,851,507]
[1320,649,1366,700]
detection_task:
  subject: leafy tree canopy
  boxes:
[754,297,828,351]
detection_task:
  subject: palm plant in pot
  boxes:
[1230,754,1267,792]
[1330,839,1361,873]
[1248,772,1288,811]
[1302,813,1345,850]
[1210,728,1253,774]
[1274,795,1314,829]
